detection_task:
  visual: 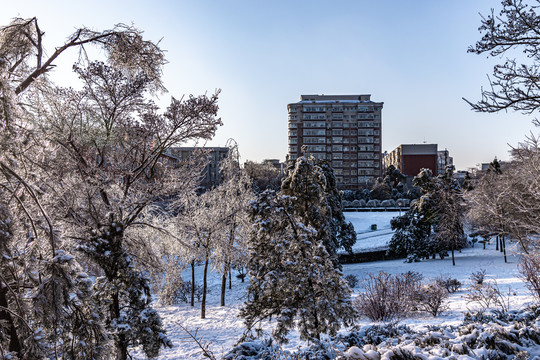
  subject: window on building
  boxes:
[303,129,325,136]
[304,105,326,112]
[304,121,326,128]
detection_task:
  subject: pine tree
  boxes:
[433,166,467,265]
[388,168,466,263]
[78,213,172,360]
[280,156,356,259]
[241,190,356,343]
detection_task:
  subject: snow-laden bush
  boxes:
[223,337,290,360]
[338,308,540,360]
[435,275,462,293]
[470,269,487,284]
[366,199,379,207]
[226,308,540,359]
[414,281,449,317]
[519,253,540,302]
[465,279,515,313]
[380,199,396,207]
[396,198,410,207]
[345,274,359,288]
[354,272,421,322]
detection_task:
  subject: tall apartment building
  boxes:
[287,94,383,190]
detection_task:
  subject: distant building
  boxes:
[165,146,229,190]
[287,94,383,190]
[383,144,438,177]
[262,159,284,174]
[437,149,453,175]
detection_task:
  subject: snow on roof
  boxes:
[296,100,375,104]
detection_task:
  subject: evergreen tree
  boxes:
[280,156,356,257]
[432,166,467,265]
[388,168,466,263]
[78,213,172,360]
[387,210,432,261]
[241,190,356,343]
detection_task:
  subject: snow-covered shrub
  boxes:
[336,308,540,360]
[223,337,290,360]
[465,279,515,313]
[403,270,423,283]
[414,281,449,317]
[435,275,462,293]
[354,272,420,322]
[380,199,396,207]
[396,198,410,207]
[155,260,185,305]
[470,269,487,284]
[351,199,362,207]
[366,199,379,207]
[181,281,206,302]
[518,253,540,302]
[345,274,359,288]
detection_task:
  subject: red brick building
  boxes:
[383,144,438,177]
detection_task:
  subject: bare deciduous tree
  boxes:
[465,0,540,116]
[0,17,222,359]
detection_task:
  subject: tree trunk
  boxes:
[220,267,227,307]
[496,235,499,251]
[451,246,455,266]
[112,291,128,360]
[229,266,232,290]
[502,235,507,263]
[201,255,209,319]
[190,260,195,307]
[0,286,21,355]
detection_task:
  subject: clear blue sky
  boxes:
[2,0,535,170]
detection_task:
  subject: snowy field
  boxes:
[131,212,533,359]
[344,211,398,252]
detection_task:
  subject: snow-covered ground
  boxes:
[344,211,398,252]
[132,212,533,359]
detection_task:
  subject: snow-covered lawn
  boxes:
[132,212,534,359]
[344,211,398,252]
